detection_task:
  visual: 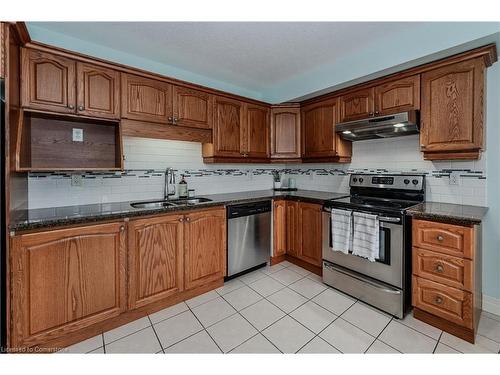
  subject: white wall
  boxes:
[28,134,486,209]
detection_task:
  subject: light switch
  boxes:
[72,128,84,142]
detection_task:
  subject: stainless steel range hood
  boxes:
[336,111,419,141]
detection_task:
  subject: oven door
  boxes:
[322,209,403,288]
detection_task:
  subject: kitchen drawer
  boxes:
[412,219,474,259]
[413,248,473,291]
[412,276,473,329]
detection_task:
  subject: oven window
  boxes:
[378,226,391,265]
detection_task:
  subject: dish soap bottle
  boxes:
[178,174,188,198]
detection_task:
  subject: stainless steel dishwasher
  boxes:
[227,201,271,277]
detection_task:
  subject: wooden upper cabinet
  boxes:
[10,222,126,348]
[339,87,374,122]
[270,106,301,159]
[297,202,322,266]
[121,73,172,124]
[210,96,245,157]
[374,75,420,115]
[128,214,184,309]
[244,103,270,158]
[273,200,287,258]
[420,59,485,159]
[184,208,226,290]
[76,62,120,119]
[21,48,76,114]
[172,86,213,129]
[301,98,340,159]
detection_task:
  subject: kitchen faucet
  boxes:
[164,168,176,200]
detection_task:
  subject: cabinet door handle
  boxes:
[375,110,379,115]
[185,217,191,222]
[435,263,444,273]
[437,235,444,242]
[369,112,374,116]
[78,105,85,111]
[120,225,125,232]
[68,104,75,110]
[168,117,173,124]
[434,296,443,305]
[173,117,178,123]
[178,217,184,222]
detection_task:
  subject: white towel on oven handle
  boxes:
[330,209,352,254]
[352,211,379,262]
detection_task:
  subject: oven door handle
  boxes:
[322,208,400,223]
[323,262,402,295]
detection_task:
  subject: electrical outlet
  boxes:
[449,171,460,185]
[71,174,83,187]
[72,128,84,142]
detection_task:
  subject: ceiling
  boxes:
[27,22,500,103]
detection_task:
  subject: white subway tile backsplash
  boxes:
[27,136,487,209]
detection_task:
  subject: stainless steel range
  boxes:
[322,173,425,318]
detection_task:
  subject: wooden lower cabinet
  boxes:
[10,222,127,348]
[184,207,227,290]
[412,218,481,343]
[272,200,322,271]
[128,214,184,309]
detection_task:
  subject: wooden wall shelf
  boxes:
[14,110,123,171]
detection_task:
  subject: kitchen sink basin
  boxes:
[169,197,213,205]
[130,201,178,209]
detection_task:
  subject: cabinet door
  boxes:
[184,208,226,290]
[301,98,338,158]
[121,73,172,124]
[76,62,120,119]
[273,200,287,257]
[297,202,322,266]
[212,97,244,157]
[270,106,301,159]
[374,75,420,116]
[339,87,375,122]
[172,86,213,129]
[21,48,76,113]
[244,104,270,158]
[128,215,184,309]
[420,59,485,155]
[10,222,126,348]
[286,201,299,257]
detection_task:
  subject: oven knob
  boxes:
[412,179,419,185]
[404,179,410,185]
[353,178,358,183]
[359,178,364,183]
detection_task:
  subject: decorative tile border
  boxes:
[27,167,486,180]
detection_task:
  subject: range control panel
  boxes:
[349,174,424,191]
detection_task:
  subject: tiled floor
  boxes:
[58,261,500,354]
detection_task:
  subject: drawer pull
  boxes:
[435,264,444,273]
[437,235,444,241]
[434,296,443,305]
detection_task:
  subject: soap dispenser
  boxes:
[178,174,188,198]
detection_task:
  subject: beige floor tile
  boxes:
[104,317,151,344]
[267,288,307,313]
[240,299,285,330]
[191,297,236,327]
[270,268,303,285]
[478,314,500,343]
[312,288,355,315]
[223,285,262,311]
[399,310,442,340]
[106,327,161,354]
[297,337,340,353]
[366,340,400,353]
[238,270,267,285]
[262,316,315,353]
[289,277,327,299]
[207,314,258,353]
[260,263,286,275]
[378,320,437,353]
[149,302,189,324]
[230,334,281,353]
[341,302,391,337]
[319,318,375,353]
[58,334,104,353]
[216,278,246,296]
[290,301,337,333]
[440,332,500,353]
[248,275,285,297]
[164,330,221,353]
[434,343,460,354]
[185,290,219,308]
[154,310,203,349]
[287,264,311,276]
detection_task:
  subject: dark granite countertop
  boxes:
[406,202,488,225]
[10,189,349,232]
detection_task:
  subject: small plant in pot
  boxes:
[271,170,281,190]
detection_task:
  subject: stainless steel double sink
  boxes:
[130,197,213,209]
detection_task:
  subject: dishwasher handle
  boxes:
[227,201,272,219]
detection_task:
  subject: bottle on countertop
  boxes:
[178,174,188,198]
